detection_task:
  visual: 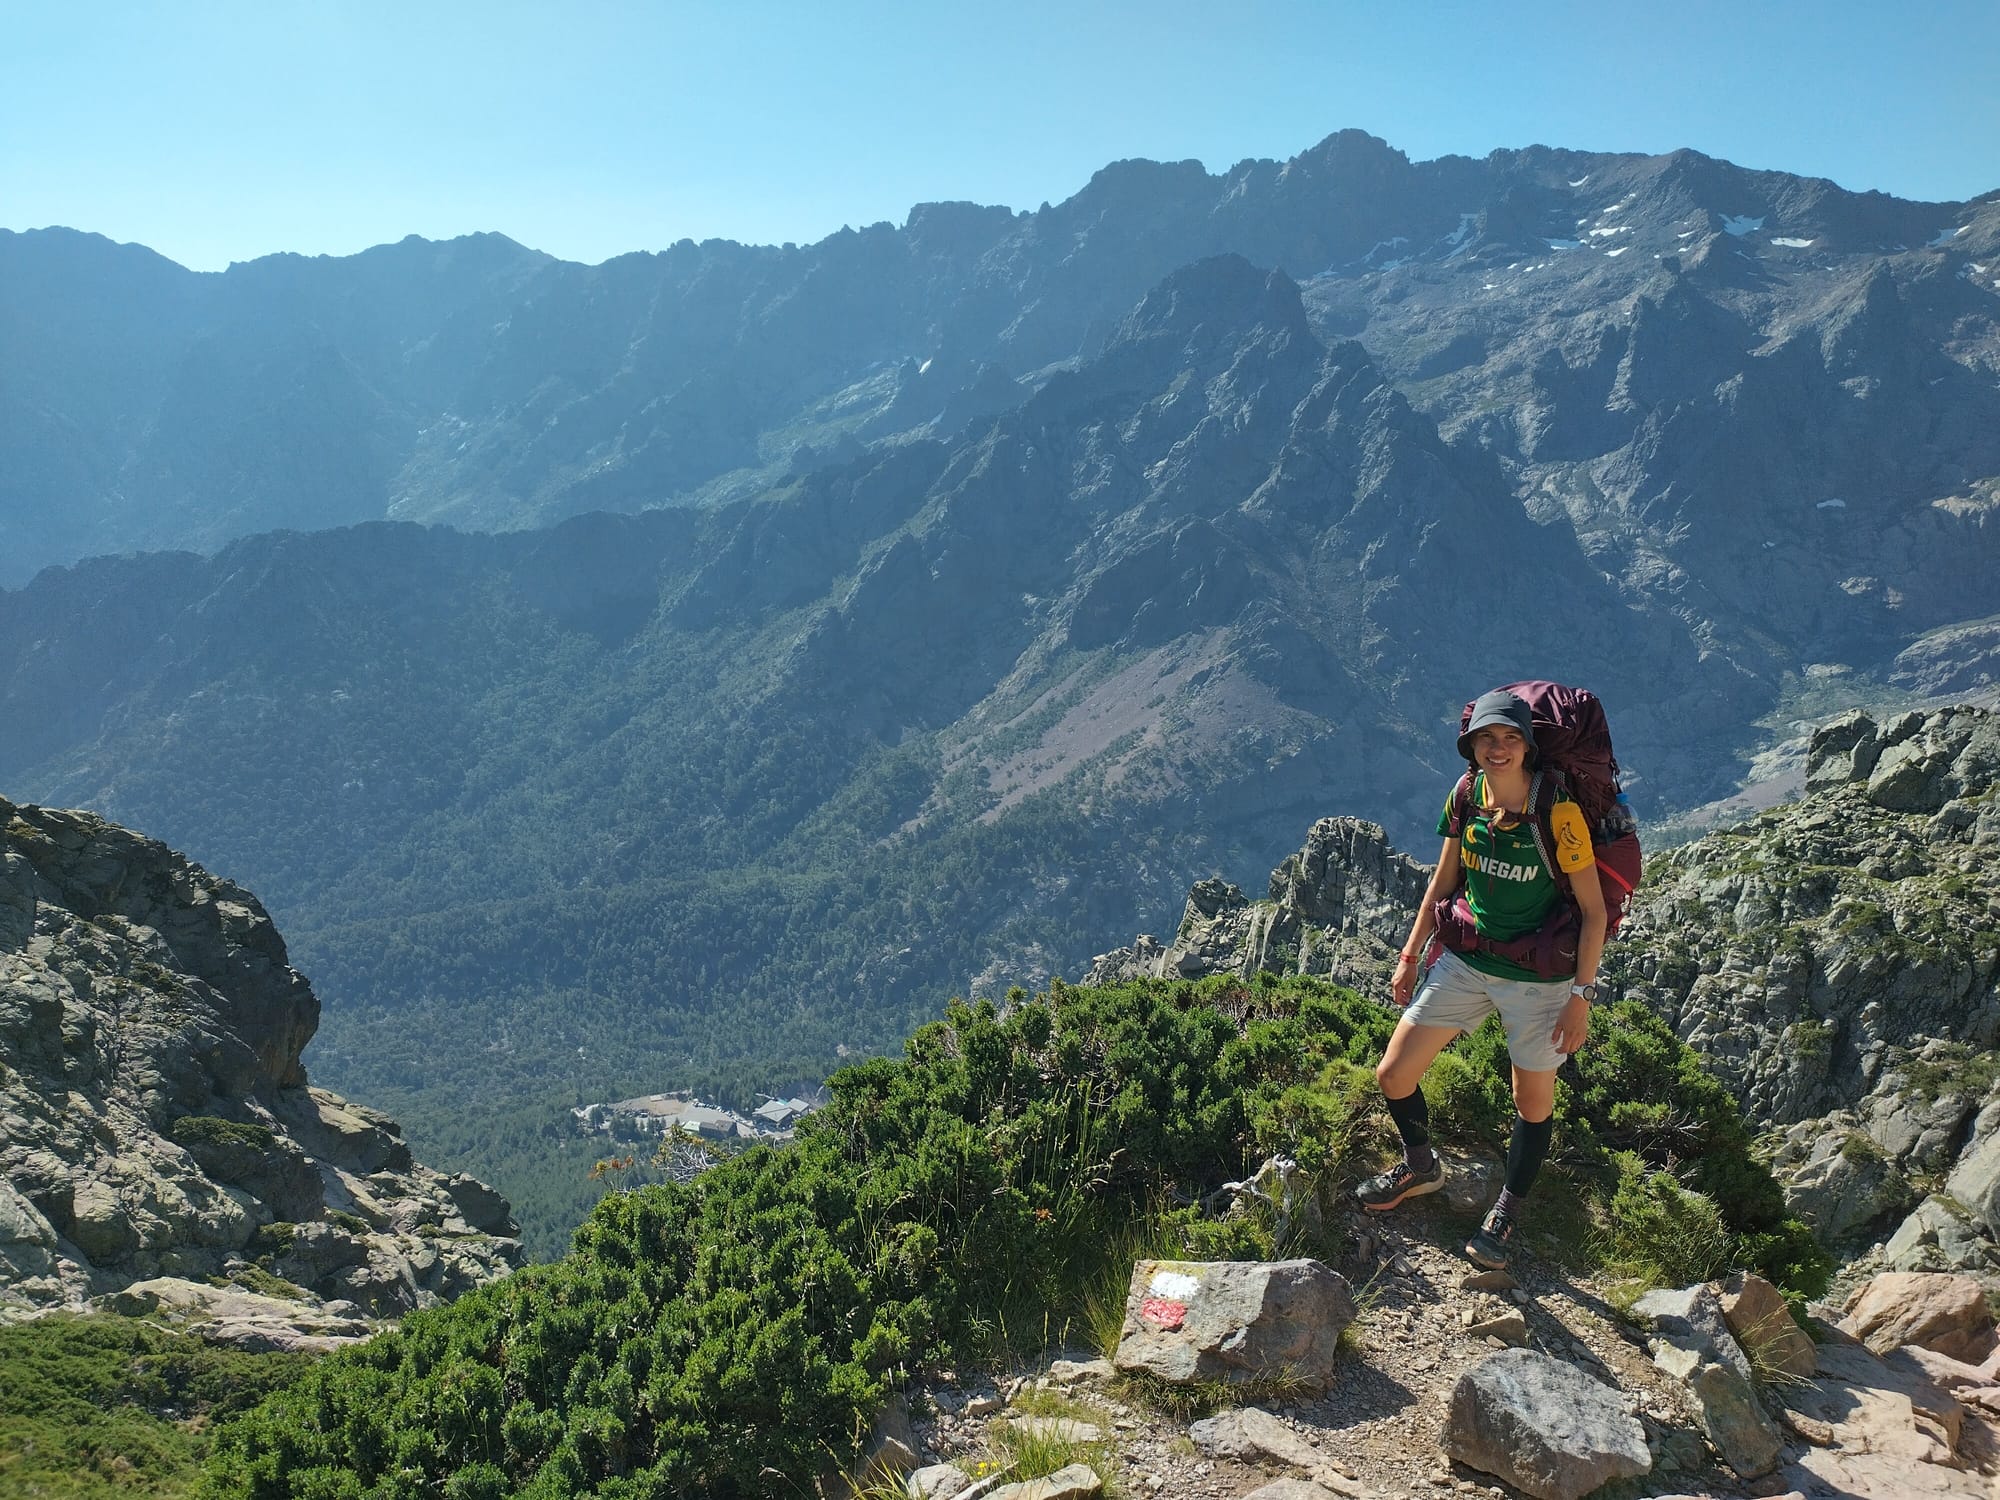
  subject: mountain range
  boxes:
[3,129,1997,1246]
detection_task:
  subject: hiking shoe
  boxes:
[1354,1158,1445,1212]
[1465,1205,1518,1269]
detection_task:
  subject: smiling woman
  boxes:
[1357,687,1608,1271]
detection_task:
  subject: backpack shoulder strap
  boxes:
[1525,772,1570,893]
[1528,776,1560,880]
[1447,770,1477,838]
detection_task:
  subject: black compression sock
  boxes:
[1505,1113,1555,1197]
[1384,1088,1434,1170]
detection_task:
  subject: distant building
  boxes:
[752,1096,819,1131]
[576,1089,811,1141]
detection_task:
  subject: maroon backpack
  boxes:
[1431,681,1643,977]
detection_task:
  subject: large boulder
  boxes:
[1946,1101,2000,1240]
[1717,1271,1817,1381]
[1842,1272,1998,1363]
[1113,1258,1355,1395]
[1686,1360,1785,1478]
[1443,1350,1651,1500]
[1882,1195,2000,1276]
[1630,1284,1753,1381]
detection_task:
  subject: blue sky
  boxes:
[4,1,1993,272]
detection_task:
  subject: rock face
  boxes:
[1112,1258,1356,1394]
[1606,706,2000,1273]
[0,796,521,1329]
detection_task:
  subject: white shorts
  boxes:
[1403,949,1571,1075]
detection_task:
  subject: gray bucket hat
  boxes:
[1457,689,1537,763]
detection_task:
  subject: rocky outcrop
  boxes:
[1608,706,2000,1272]
[1842,1271,1998,1364]
[0,796,521,1334]
[1086,817,1428,989]
[1628,1284,1784,1477]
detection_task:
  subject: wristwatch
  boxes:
[1570,981,1598,1003]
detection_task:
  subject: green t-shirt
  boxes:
[1436,774,1594,981]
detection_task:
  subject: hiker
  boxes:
[1357,688,1607,1269]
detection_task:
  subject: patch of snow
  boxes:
[1361,235,1410,263]
[1722,214,1765,236]
[1377,257,1409,272]
[1151,1270,1202,1299]
[1971,263,1988,274]
[1483,282,1498,290]
[918,358,933,375]
[1569,175,1590,187]
[1444,212,1479,248]
[1677,229,1699,239]
[1928,225,1971,247]
[1545,238,1583,251]
[1816,498,1847,510]
[1605,247,1630,257]
[1588,225,1631,238]
[1771,237,1816,248]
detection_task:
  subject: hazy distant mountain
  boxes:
[8,133,1997,610]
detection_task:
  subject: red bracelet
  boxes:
[1398,950,1419,961]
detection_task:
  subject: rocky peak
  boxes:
[1108,254,1313,352]
[0,795,521,1342]
[1087,814,1428,993]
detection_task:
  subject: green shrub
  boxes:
[221,1267,308,1302]
[198,973,1827,1497]
[250,1222,297,1257]
[0,1313,310,1499]
[205,975,1395,1498]
[1420,1035,1510,1140]
[1602,1153,1736,1287]
[1564,1002,1830,1297]
[170,1116,277,1152]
